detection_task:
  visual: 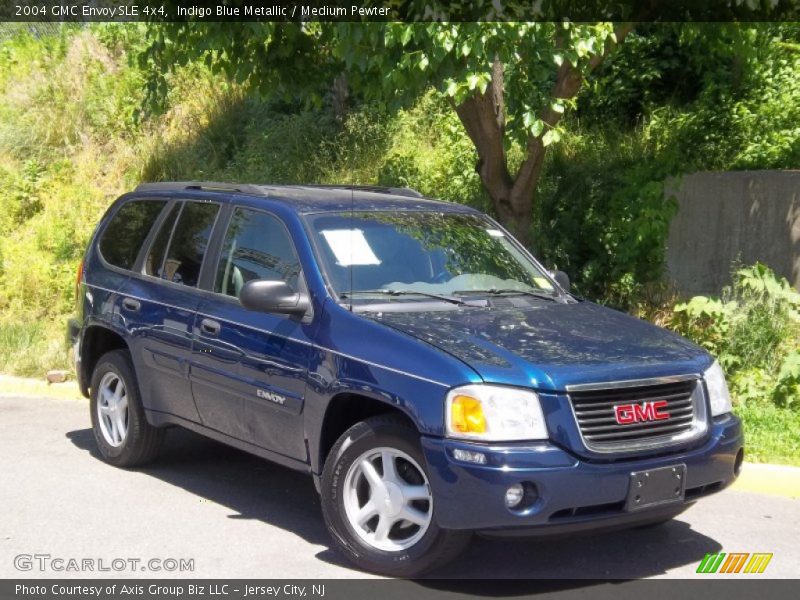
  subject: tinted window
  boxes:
[215,208,301,298]
[160,202,220,287]
[145,203,180,277]
[99,200,166,270]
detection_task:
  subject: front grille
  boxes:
[568,378,704,452]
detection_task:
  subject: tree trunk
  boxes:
[332,72,348,122]
[453,58,536,243]
[452,24,635,247]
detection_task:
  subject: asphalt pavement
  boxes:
[1,394,797,580]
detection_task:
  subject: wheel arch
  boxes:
[79,324,130,397]
[315,391,420,476]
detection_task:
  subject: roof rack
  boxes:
[298,184,424,198]
[134,181,425,199]
[134,181,266,196]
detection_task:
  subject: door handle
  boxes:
[122,297,140,312]
[200,318,221,336]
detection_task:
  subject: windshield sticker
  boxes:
[321,229,381,266]
[533,276,550,288]
[486,229,505,237]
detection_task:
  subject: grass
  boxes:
[735,402,800,466]
[0,318,71,377]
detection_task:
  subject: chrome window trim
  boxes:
[565,373,700,392]
[566,375,709,455]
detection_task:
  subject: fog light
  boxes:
[505,483,525,508]
[453,448,487,464]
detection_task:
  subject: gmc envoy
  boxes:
[68,182,744,576]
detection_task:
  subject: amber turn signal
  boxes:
[450,395,487,433]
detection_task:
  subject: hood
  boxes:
[368,301,712,390]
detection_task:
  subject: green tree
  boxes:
[141,19,633,243]
[341,22,634,244]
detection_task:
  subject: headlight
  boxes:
[445,384,548,441]
[704,361,732,416]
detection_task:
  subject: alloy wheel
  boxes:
[96,372,129,447]
[342,447,433,552]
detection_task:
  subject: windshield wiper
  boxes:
[340,289,466,306]
[453,288,559,302]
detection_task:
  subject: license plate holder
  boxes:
[626,464,686,511]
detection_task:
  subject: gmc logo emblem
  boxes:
[614,401,670,425]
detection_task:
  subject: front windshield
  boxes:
[306,211,556,300]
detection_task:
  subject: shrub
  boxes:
[532,126,679,309]
[376,91,488,211]
[774,352,800,409]
[670,263,800,409]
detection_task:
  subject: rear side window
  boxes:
[98,200,166,270]
[159,202,220,287]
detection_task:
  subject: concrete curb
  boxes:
[0,374,83,400]
[733,462,800,499]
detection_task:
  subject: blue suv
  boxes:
[69,182,743,576]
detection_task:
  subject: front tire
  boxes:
[90,349,164,467]
[321,415,471,577]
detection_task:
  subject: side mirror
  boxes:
[239,279,311,317]
[552,270,571,293]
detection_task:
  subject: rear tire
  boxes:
[90,349,164,467]
[321,415,471,577]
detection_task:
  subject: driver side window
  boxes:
[214,207,301,298]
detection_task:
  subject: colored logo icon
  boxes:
[697,552,773,574]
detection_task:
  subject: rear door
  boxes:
[86,198,169,380]
[121,199,221,423]
[190,206,314,461]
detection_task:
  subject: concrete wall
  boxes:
[665,170,800,295]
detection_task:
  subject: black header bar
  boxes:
[2,580,800,600]
[3,0,800,22]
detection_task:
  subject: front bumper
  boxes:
[421,413,743,532]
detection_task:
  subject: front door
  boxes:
[190,207,314,461]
